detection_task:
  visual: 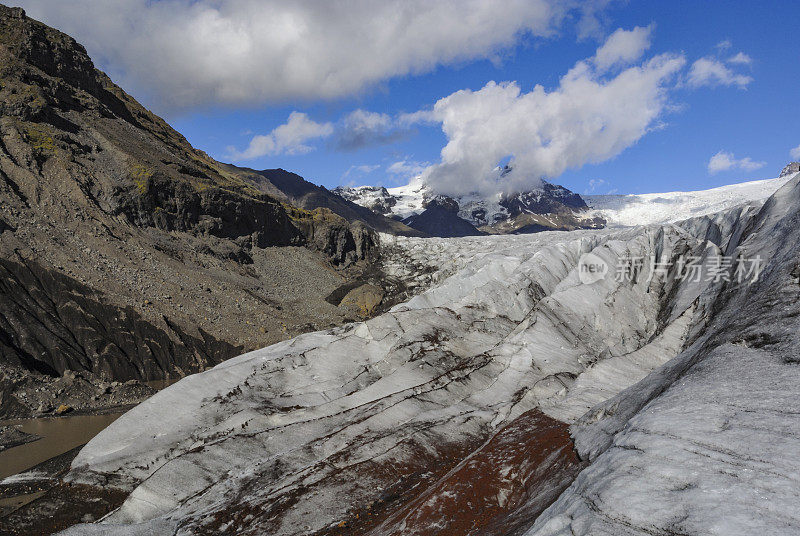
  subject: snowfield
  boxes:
[586,174,793,226]
[62,172,800,536]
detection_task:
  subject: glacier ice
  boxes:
[60,173,800,535]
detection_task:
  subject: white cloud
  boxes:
[397,109,438,127]
[707,150,765,174]
[16,0,602,113]
[573,0,615,40]
[415,29,685,196]
[715,40,732,51]
[727,52,752,65]
[584,178,608,194]
[333,110,406,151]
[790,144,800,160]
[687,57,752,89]
[228,112,332,160]
[594,25,652,71]
[387,159,430,179]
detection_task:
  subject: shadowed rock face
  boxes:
[112,175,304,249]
[0,257,242,380]
[402,205,484,237]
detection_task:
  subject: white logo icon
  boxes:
[578,252,608,285]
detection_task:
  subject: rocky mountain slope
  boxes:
[334,171,605,237]
[236,166,422,237]
[400,198,485,238]
[55,169,800,535]
[780,161,800,177]
[0,5,409,418]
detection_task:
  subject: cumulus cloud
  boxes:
[332,110,407,151]
[15,0,603,113]
[593,25,652,71]
[790,144,800,160]
[707,150,765,174]
[687,57,752,89]
[727,52,752,65]
[396,109,438,127]
[416,30,686,196]
[228,112,333,160]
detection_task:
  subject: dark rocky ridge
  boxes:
[499,182,588,216]
[0,5,405,417]
[402,199,484,237]
[243,167,422,237]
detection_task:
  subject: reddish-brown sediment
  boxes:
[197,409,582,536]
[363,409,584,536]
[198,427,491,536]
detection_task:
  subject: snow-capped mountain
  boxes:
[334,174,605,236]
[336,170,799,236]
[779,161,800,177]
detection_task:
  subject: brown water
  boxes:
[0,490,46,512]
[0,413,122,480]
[0,378,183,481]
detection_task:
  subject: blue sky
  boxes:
[16,0,800,195]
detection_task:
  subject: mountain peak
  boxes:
[337,177,604,236]
[780,162,800,177]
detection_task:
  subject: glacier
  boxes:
[60,172,800,535]
[586,174,793,227]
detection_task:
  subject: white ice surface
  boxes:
[63,224,720,534]
[527,173,800,535]
[586,174,794,227]
[60,174,799,535]
[527,345,800,536]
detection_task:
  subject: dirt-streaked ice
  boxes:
[528,172,800,535]
[61,172,800,535]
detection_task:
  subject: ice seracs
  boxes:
[527,173,800,536]
[61,172,800,535]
